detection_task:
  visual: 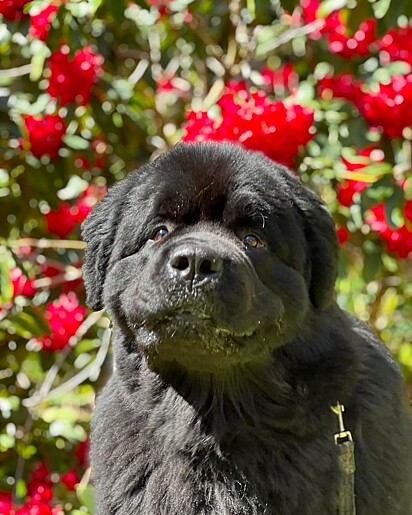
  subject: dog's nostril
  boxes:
[199,259,213,276]
[173,256,190,271]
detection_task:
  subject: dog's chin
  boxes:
[133,310,282,374]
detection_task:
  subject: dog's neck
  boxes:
[112,313,356,442]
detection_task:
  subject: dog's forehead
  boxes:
[142,144,292,224]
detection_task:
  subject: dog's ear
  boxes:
[81,180,130,311]
[295,189,339,310]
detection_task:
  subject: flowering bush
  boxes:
[1,0,412,512]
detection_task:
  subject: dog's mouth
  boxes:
[144,307,257,338]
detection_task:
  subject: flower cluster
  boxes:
[301,0,376,58]
[23,115,66,160]
[260,63,298,92]
[379,25,412,66]
[183,82,314,167]
[45,184,106,238]
[29,3,59,41]
[0,0,29,20]
[366,200,412,259]
[47,46,103,106]
[36,292,85,351]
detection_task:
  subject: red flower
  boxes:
[358,74,412,138]
[337,147,384,207]
[23,114,66,160]
[29,3,58,41]
[37,292,85,351]
[47,46,103,106]
[16,503,53,515]
[327,19,376,59]
[318,73,363,104]
[45,185,106,238]
[366,201,412,259]
[336,226,349,246]
[61,468,80,490]
[0,0,29,20]
[300,0,342,40]
[183,82,314,167]
[27,481,53,504]
[378,25,412,66]
[45,203,76,238]
[10,268,36,297]
[0,492,13,515]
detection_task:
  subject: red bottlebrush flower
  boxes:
[300,0,342,40]
[183,82,314,167]
[0,0,29,20]
[45,203,76,238]
[61,468,80,490]
[327,18,376,59]
[16,503,53,515]
[70,184,107,224]
[337,147,384,207]
[366,201,412,259]
[47,46,103,106]
[31,462,50,481]
[37,292,85,351]
[378,25,412,66]
[318,74,363,105]
[358,74,412,138]
[336,226,349,245]
[23,114,66,160]
[29,3,58,41]
[10,268,36,297]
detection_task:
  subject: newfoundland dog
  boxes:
[82,142,411,515]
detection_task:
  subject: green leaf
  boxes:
[0,260,13,304]
[63,135,90,150]
[77,484,96,514]
[316,0,347,18]
[9,307,50,339]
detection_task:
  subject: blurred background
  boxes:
[1,0,412,513]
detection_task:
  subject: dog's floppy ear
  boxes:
[81,180,130,311]
[295,189,339,310]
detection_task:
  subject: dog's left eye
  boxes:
[243,234,264,248]
[152,227,169,241]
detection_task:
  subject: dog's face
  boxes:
[82,143,338,373]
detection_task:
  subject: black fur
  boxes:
[82,142,412,515]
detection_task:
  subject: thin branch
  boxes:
[32,326,111,404]
[7,238,86,250]
[256,19,325,56]
[0,64,32,79]
[23,311,105,408]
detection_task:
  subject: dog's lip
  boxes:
[143,309,257,338]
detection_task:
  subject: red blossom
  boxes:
[45,185,107,238]
[74,439,89,467]
[300,0,342,40]
[47,46,103,106]
[23,115,66,160]
[358,74,412,138]
[0,0,29,20]
[183,82,314,167]
[327,19,376,59]
[10,268,36,297]
[366,200,412,259]
[318,74,363,105]
[61,468,80,490]
[378,25,412,66]
[0,492,13,515]
[29,3,58,41]
[336,226,349,245]
[27,481,53,504]
[37,292,86,351]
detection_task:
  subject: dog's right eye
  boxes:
[151,227,169,241]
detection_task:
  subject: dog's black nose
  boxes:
[168,247,223,286]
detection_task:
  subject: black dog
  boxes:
[82,142,412,515]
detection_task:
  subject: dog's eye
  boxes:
[152,227,169,241]
[243,234,264,248]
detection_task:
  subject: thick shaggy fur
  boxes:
[82,142,412,515]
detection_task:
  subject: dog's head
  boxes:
[82,143,338,373]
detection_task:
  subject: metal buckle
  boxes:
[331,402,353,444]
